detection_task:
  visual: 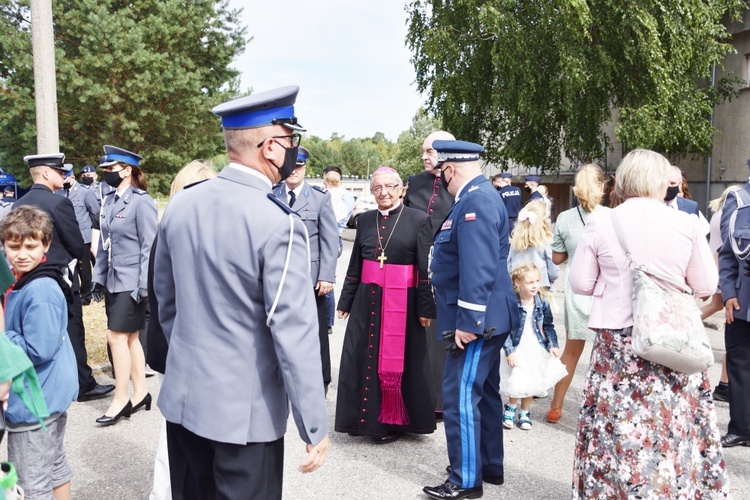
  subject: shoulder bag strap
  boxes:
[609,210,694,295]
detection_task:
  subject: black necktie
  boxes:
[289,190,296,208]
[114,194,120,203]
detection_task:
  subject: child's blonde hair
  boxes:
[510,199,552,252]
[510,262,541,295]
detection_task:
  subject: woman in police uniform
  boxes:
[92,145,158,425]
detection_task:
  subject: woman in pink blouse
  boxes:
[568,149,728,498]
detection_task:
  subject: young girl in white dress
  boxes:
[500,263,567,430]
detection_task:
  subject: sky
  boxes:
[228,1,426,142]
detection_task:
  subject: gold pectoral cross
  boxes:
[377,251,388,268]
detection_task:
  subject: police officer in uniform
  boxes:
[0,186,14,220]
[273,146,338,394]
[524,175,543,204]
[153,86,329,499]
[56,167,95,305]
[15,153,114,402]
[718,169,750,448]
[403,130,456,419]
[91,146,157,425]
[494,173,521,233]
[424,140,519,500]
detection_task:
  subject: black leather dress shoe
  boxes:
[96,401,133,426]
[446,466,503,485]
[77,384,115,402]
[721,433,750,448]
[423,481,483,499]
[713,385,730,403]
[372,431,403,444]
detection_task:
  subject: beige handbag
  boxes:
[610,211,713,375]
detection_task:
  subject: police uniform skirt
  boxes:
[104,291,147,332]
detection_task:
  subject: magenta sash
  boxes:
[361,259,416,425]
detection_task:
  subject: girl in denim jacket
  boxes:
[500,263,567,430]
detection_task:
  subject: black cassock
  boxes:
[335,203,437,437]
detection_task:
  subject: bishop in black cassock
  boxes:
[336,170,436,442]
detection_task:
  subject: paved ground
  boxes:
[3,233,749,499]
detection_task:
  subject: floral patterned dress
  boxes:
[573,328,729,498]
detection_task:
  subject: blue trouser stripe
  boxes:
[459,338,484,488]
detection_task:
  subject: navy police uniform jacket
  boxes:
[15,184,85,266]
[498,185,521,219]
[719,183,750,321]
[431,175,520,337]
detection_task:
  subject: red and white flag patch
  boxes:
[465,213,476,221]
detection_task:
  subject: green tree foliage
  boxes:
[0,0,245,180]
[406,0,746,171]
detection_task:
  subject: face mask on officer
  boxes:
[103,168,125,188]
[63,177,73,189]
[81,176,94,186]
[524,186,532,193]
[664,185,679,202]
[274,146,299,182]
[439,164,453,191]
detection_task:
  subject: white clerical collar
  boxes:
[454,174,483,201]
[378,201,402,216]
[226,162,272,189]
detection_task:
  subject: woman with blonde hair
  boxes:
[569,149,726,497]
[507,199,559,288]
[546,164,606,424]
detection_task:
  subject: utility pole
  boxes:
[30,0,60,153]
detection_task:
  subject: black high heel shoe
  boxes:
[96,401,133,426]
[131,393,152,414]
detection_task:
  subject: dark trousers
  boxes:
[443,334,507,489]
[69,290,96,394]
[426,322,447,412]
[726,318,750,435]
[316,292,331,390]
[166,422,284,500]
[78,243,92,302]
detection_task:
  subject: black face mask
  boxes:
[81,176,94,186]
[63,180,73,189]
[664,185,679,202]
[103,170,124,188]
[440,166,452,191]
[524,186,532,193]
[271,146,299,182]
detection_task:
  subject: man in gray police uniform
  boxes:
[273,146,338,394]
[56,167,95,304]
[153,85,329,499]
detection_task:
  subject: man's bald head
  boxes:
[422,130,456,173]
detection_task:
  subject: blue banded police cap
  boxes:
[297,146,310,165]
[23,153,71,172]
[525,175,542,183]
[433,140,484,166]
[63,164,74,177]
[212,85,305,132]
[500,173,513,179]
[81,165,96,174]
[99,145,142,168]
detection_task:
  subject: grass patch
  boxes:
[82,300,109,366]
